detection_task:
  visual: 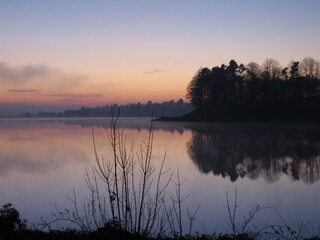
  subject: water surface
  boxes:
[0,118,319,235]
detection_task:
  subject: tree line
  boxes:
[20,99,194,118]
[186,57,320,120]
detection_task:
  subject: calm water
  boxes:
[1,118,320,236]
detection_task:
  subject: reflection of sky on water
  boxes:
[0,124,89,175]
[0,118,320,236]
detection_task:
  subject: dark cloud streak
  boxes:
[144,69,165,74]
[7,90,101,98]
[9,89,39,93]
[44,93,103,98]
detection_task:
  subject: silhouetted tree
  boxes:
[246,62,261,80]
[49,100,194,118]
[186,67,212,108]
[290,61,300,79]
[262,58,281,80]
[300,57,319,78]
[0,203,26,235]
[185,58,320,121]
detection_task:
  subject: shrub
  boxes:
[0,203,26,234]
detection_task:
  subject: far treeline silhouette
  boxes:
[21,99,193,118]
[178,57,320,121]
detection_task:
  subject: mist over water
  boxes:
[0,118,320,236]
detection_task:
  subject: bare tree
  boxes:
[245,62,261,79]
[262,58,282,79]
[300,57,319,78]
[316,60,320,78]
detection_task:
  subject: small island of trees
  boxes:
[182,57,320,121]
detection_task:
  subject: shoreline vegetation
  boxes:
[1,200,320,240]
[156,58,320,122]
[2,116,320,240]
[2,100,194,119]
[4,57,318,123]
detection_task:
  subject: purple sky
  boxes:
[1,0,320,115]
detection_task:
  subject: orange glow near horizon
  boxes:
[0,61,193,112]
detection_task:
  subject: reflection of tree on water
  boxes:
[187,126,320,183]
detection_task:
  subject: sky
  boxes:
[1,0,320,115]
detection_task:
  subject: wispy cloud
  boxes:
[10,137,35,141]
[144,69,165,74]
[9,89,39,93]
[0,62,48,83]
[7,89,101,98]
[0,62,84,87]
[7,88,102,104]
